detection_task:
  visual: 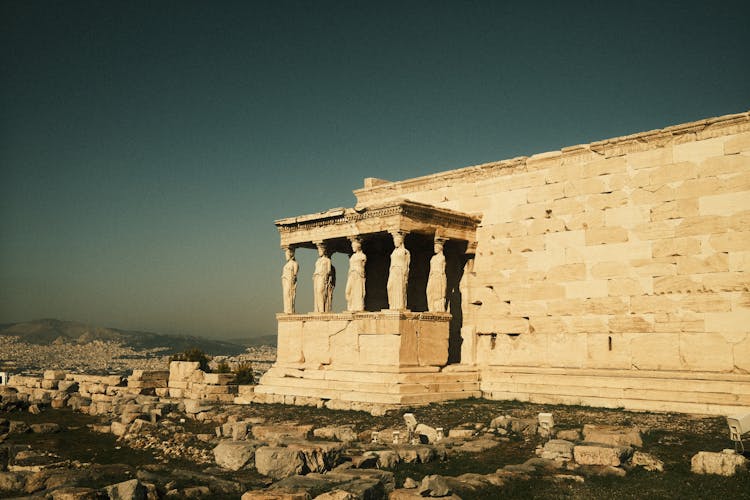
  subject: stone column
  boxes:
[312,241,335,313]
[386,231,410,311]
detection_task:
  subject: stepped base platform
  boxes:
[250,363,481,407]
[480,366,750,416]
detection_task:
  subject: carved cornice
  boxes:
[275,200,481,235]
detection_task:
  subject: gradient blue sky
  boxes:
[1,0,748,339]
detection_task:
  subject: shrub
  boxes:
[234,362,254,385]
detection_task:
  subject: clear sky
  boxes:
[1,0,748,339]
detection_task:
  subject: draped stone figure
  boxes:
[281,247,299,314]
[313,244,335,312]
[426,240,447,312]
[387,233,410,310]
[345,239,367,312]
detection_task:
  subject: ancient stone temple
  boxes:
[257,111,750,415]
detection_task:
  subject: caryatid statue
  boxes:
[345,237,367,312]
[387,232,410,310]
[281,246,299,314]
[426,239,447,312]
[312,242,335,313]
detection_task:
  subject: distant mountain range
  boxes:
[0,319,261,356]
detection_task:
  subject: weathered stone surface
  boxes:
[255,447,306,479]
[691,450,748,476]
[50,487,100,500]
[631,451,664,472]
[214,440,259,471]
[573,444,632,466]
[0,471,25,492]
[29,423,60,434]
[582,424,642,447]
[253,424,313,442]
[104,478,148,500]
[242,491,311,500]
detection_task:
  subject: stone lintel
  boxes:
[275,199,481,249]
[276,311,452,322]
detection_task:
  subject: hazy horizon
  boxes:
[2,1,749,339]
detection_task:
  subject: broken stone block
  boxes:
[631,451,664,472]
[253,424,313,442]
[539,439,574,461]
[393,444,437,464]
[241,491,310,500]
[582,424,642,448]
[489,415,511,430]
[418,475,451,497]
[183,399,213,414]
[415,423,439,444]
[573,444,632,466]
[447,428,474,439]
[510,418,538,436]
[254,447,306,479]
[214,440,259,471]
[691,450,748,476]
[313,426,358,443]
[555,429,581,441]
[286,440,344,473]
[43,370,66,381]
[376,450,399,468]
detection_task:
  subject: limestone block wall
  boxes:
[354,111,750,413]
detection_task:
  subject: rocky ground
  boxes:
[1,389,748,499]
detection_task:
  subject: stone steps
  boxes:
[480,367,750,415]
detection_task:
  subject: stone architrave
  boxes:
[313,243,335,313]
[426,239,447,312]
[281,247,299,314]
[387,232,410,310]
[345,238,367,312]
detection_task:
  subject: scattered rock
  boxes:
[104,478,148,500]
[403,477,418,488]
[29,423,61,434]
[28,403,41,415]
[691,450,748,476]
